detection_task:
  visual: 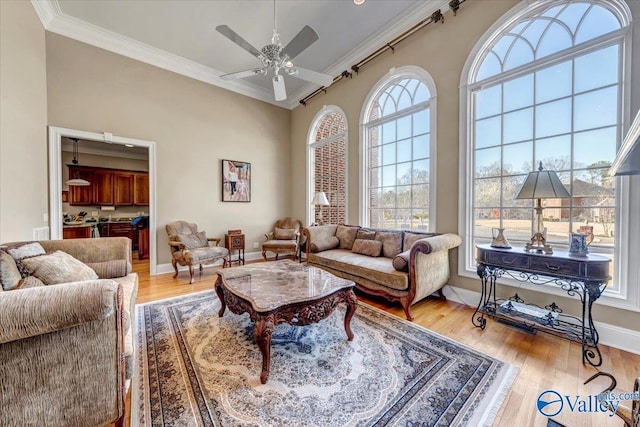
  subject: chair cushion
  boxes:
[274,227,297,240]
[0,250,22,291]
[352,239,382,257]
[20,251,99,285]
[263,239,297,248]
[182,246,228,263]
[336,225,359,250]
[177,231,208,249]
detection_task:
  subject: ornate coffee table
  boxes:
[214,259,357,384]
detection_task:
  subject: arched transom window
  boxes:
[309,107,347,225]
[362,68,436,231]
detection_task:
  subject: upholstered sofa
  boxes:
[0,237,138,427]
[302,225,462,320]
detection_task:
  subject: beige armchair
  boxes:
[262,217,302,261]
[166,221,229,284]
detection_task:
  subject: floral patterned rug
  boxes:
[133,291,517,426]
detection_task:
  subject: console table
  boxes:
[473,244,611,366]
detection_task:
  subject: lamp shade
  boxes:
[514,162,571,199]
[311,191,330,206]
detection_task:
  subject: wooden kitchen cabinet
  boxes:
[68,166,94,206]
[93,169,114,205]
[133,173,149,206]
[113,172,134,206]
[108,223,138,251]
[63,226,91,239]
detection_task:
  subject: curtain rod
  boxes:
[299,0,467,107]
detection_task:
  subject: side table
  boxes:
[225,233,245,266]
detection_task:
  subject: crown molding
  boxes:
[32,0,450,111]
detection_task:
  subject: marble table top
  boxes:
[216,260,355,312]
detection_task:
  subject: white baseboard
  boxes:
[154,251,268,275]
[441,285,640,356]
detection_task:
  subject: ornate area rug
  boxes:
[133,291,517,426]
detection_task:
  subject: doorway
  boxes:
[48,126,157,274]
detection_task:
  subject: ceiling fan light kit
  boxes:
[216,0,333,101]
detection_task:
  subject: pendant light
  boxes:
[66,138,91,186]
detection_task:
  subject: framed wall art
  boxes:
[222,159,251,202]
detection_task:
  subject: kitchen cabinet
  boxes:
[137,226,149,260]
[113,172,134,206]
[68,167,94,206]
[63,226,91,239]
[93,169,114,205]
[67,165,148,207]
[133,173,149,205]
[108,222,138,251]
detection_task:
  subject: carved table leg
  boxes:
[344,289,357,341]
[214,277,226,317]
[255,314,275,384]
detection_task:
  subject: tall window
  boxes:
[309,107,347,225]
[361,67,436,231]
[462,1,631,294]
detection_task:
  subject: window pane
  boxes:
[502,175,527,207]
[413,134,429,159]
[504,74,533,112]
[575,5,621,45]
[397,90,412,111]
[535,135,571,170]
[556,3,590,33]
[397,138,412,163]
[475,147,501,177]
[574,86,617,132]
[369,145,382,168]
[381,143,395,166]
[475,116,502,148]
[573,127,616,168]
[397,115,411,140]
[535,98,571,138]
[369,166,381,188]
[504,108,533,143]
[504,37,535,70]
[520,19,550,47]
[476,51,502,81]
[475,84,502,118]
[536,22,572,59]
[503,141,533,174]
[397,185,412,208]
[575,45,619,93]
[536,61,572,103]
[413,109,430,135]
[493,34,516,63]
[475,178,501,207]
[382,121,396,144]
[412,159,429,184]
[413,184,429,208]
[382,165,395,187]
[397,162,412,184]
[414,83,430,103]
[380,189,396,208]
[369,125,381,147]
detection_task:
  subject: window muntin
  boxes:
[467,1,627,292]
[310,109,347,225]
[364,75,434,231]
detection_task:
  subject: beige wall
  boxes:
[290,0,640,331]
[0,1,49,243]
[46,33,291,264]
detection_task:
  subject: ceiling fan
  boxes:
[216,0,333,101]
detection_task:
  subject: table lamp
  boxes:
[514,162,571,254]
[311,191,330,225]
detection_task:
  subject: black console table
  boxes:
[473,244,611,366]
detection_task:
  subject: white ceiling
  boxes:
[33,0,448,109]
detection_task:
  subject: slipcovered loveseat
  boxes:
[0,237,137,427]
[302,225,462,320]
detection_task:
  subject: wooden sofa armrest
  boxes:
[168,240,186,250]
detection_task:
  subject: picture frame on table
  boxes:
[222,159,251,202]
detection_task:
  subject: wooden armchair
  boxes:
[262,217,302,261]
[166,221,229,284]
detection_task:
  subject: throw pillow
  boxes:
[310,236,340,253]
[336,225,359,250]
[356,229,376,240]
[177,231,208,249]
[5,241,46,277]
[20,251,99,285]
[16,275,46,289]
[392,250,411,272]
[274,227,297,240]
[352,239,383,257]
[0,250,22,291]
[375,231,403,258]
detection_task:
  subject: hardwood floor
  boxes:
[126,258,639,426]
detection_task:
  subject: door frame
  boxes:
[48,126,158,274]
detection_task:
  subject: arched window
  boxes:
[460,1,633,299]
[360,66,436,231]
[308,106,348,225]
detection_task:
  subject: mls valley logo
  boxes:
[537,389,625,417]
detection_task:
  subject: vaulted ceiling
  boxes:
[33,0,447,109]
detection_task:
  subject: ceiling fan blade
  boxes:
[281,25,319,60]
[273,74,287,101]
[290,67,334,88]
[219,67,266,80]
[215,25,262,58]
